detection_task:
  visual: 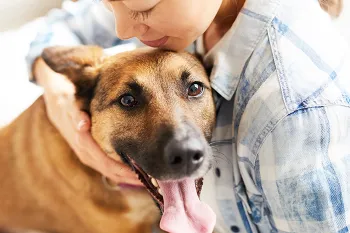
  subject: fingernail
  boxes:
[77,120,87,130]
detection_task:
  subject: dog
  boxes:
[0,46,216,233]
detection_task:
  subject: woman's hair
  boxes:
[319,0,343,17]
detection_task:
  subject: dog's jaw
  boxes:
[121,153,204,212]
[121,153,216,233]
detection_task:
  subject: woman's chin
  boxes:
[161,39,194,52]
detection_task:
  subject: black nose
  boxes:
[164,138,205,175]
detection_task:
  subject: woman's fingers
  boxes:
[76,129,143,186]
[74,111,91,131]
[38,61,144,188]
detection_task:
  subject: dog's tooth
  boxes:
[151,178,159,187]
[158,188,163,196]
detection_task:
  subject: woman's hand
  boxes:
[34,59,143,187]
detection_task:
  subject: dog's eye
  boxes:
[120,94,138,107]
[187,82,204,97]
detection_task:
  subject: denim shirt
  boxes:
[26,0,350,232]
[199,0,350,232]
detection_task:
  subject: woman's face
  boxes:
[103,0,222,51]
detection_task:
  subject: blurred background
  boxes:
[0,0,349,127]
[0,0,62,32]
[0,0,62,127]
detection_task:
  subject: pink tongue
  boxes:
[158,178,216,233]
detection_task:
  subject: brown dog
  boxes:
[0,46,216,233]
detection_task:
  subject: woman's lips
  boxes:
[141,36,169,48]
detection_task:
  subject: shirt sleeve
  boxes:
[258,105,350,233]
[25,0,136,82]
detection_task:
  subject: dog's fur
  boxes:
[0,47,216,233]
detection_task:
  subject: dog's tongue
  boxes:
[158,178,216,233]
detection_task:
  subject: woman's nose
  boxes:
[115,17,149,40]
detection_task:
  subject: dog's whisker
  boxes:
[209,142,222,147]
[211,157,219,166]
[211,147,226,155]
[212,155,227,162]
[212,153,232,164]
[211,147,226,158]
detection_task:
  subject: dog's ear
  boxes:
[319,0,343,18]
[42,45,105,111]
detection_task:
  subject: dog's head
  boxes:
[42,45,215,179]
[42,47,217,232]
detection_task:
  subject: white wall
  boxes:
[0,0,63,32]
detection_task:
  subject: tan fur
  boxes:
[0,97,159,233]
[0,47,215,233]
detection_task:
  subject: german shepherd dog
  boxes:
[0,46,216,233]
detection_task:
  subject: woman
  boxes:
[28,0,349,232]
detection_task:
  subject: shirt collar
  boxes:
[197,0,281,100]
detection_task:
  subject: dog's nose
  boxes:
[164,138,205,175]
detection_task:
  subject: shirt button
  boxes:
[231,225,240,232]
[215,168,221,177]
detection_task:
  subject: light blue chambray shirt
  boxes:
[26,0,350,233]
